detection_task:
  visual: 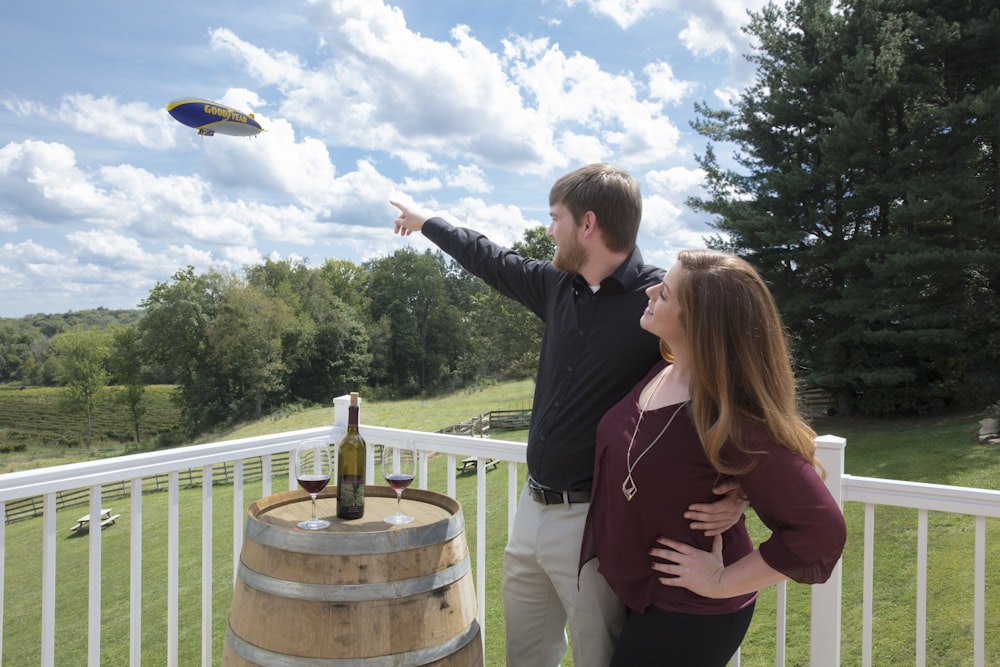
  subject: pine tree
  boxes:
[690,0,1000,414]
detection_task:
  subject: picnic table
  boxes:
[71,508,119,532]
[456,457,499,473]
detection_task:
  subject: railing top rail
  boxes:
[0,425,339,501]
[360,425,528,461]
[843,473,1000,517]
[0,422,529,503]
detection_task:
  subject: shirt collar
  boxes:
[572,247,646,294]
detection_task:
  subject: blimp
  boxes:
[166,98,264,137]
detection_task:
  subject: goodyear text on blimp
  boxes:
[203,104,248,124]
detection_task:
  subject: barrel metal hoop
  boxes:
[237,554,471,601]
[244,511,466,556]
[225,618,481,666]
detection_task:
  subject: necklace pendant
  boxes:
[621,475,637,501]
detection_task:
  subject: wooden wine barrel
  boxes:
[223,485,483,666]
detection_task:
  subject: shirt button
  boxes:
[567,366,573,372]
[577,330,584,336]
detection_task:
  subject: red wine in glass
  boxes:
[294,439,332,530]
[382,446,417,524]
[297,474,331,495]
[384,473,414,492]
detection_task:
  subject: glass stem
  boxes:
[311,494,317,520]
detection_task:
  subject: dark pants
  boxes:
[610,602,755,667]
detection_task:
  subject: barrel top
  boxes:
[245,486,465,555]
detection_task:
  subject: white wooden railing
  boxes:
[0,394,997,666]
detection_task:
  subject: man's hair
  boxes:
[549,164,642,253]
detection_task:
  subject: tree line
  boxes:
[0,233,549,441]
[0,0,996,440]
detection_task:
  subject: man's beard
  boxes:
[552,237,587,274]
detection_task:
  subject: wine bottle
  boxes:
[336,392,366,519]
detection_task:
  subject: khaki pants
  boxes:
[502,485,624,667]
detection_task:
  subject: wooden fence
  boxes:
[436,408,532,437]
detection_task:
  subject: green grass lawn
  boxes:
[2,384,999,665]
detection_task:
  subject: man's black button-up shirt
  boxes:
[422,217,664,491]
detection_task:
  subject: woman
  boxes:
[584,249,847,666]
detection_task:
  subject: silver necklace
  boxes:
[622,370,688,501]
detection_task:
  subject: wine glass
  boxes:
[294,438,332,530]
[382,444,417,524]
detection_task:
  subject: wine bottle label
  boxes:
[337,474,365,518]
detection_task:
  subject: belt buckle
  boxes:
[528,478,554,505]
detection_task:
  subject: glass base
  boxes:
[297,518,330,530]
[384,513,415,525]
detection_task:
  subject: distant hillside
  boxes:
[1,307,143,336]
[0,307,145,385]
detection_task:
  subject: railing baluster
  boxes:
[447,454,457,498]
[418,444,428,490]
[168,472,179,667]
[974,516,985,667]
[863,503,875,667]
[233,459,244,587]
[42,493,56,667]
[88,486,102,666]
[262,454,272,498]
[130,477,142,666]
[202,465,213,667]
[775,581,786,666]
[917,509,928,667]
[476,457,488,647]
[507,461,518,542]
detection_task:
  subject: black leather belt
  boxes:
[527,477,591,505]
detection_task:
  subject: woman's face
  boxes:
[641,262,685,346]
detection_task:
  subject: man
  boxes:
[391,163,744,667]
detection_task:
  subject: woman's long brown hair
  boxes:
[665,249,819,475]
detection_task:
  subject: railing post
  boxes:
[811,435,846,666]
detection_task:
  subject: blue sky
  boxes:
[0,0,765,318]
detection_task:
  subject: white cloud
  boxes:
[679,16,736,57]
[645,62,697,106]
[448,197,541,248]
[562,0,670,29]
[561,0,766,60]
[67,229,151,265]
[445,165,492,194]
[0,140,113,224]
[57,94,179,149]
[645,166,706,194]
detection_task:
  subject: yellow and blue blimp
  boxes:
[166,98,264,137]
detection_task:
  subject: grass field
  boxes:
[2,383,999,665]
